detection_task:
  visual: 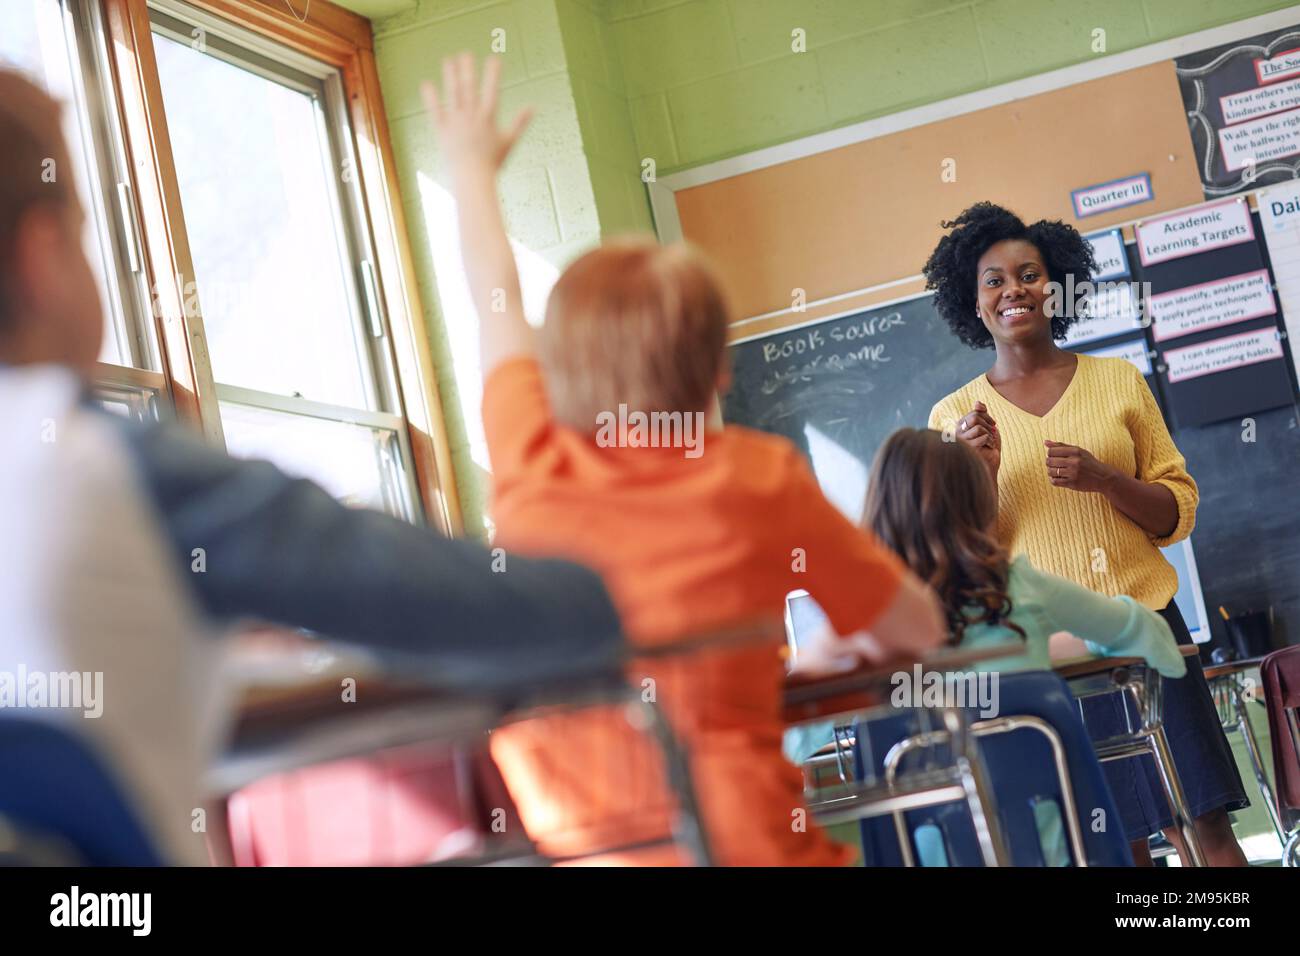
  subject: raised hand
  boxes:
[421,53,531,182]
[420,53,535,372]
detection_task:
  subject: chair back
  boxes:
[0,718,164,865]
[1261,646,1300,832]
[853,670,1132,866]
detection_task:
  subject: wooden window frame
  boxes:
[97,0,462,534]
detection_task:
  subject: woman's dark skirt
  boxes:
[1079,601,1249,841]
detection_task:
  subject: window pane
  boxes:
[219,402,409,516]
[96,398,134,419]
[0,2,45,76]
[152,31,374,409]
[0,0,137,367]
[91,382,160,422]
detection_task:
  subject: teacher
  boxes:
[922,202,1248,866]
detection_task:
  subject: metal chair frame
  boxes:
[802,704,1011,866]
[1283,706,1300,868]
[881,714,1089,867]
[1205,662,1288,851]
[1065,665,1207,867]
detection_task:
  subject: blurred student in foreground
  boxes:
[428,53,946,865]
[0,68,623,865]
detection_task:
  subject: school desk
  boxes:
[1203,657,1285,847]
[785,642,1025,866]
[793,646,1206,867]
[217,620,779,792]
[782,642,1025,724]
[206,637,507,866]
[1056,644,1207,866]
[210,625,787,867]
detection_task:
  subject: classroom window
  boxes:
[4,0,456,530]
[218,399,414,519]
[150,18,380,410]
[94,378,163,422]
[147,3,416,518]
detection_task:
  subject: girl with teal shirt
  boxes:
[786,428,1186,865]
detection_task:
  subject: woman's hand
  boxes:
[1044,440,1116,493]
[953,401,1000,480]
[421,54,531,184]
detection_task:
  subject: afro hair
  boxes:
[922,201,1098,349]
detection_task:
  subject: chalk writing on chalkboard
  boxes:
[724,294,991,520]
[754,310,907,399]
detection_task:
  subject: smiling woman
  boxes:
[923,201,1097,350]
[923,202,1249,869]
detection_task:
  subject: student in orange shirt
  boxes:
[423,54,945,865]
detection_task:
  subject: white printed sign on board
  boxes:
[1147,270,1276,342]
[1135,198,1255,266]
[1256,179,1300,389]
[1163,327,1285,384]
[1084,337,1153,376]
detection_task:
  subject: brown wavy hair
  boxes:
[864,428,1025,646]
[0,70,74,332]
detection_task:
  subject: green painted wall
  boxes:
[557,0,656,235]
[340,0,416,18]
[361,0,1300,535]
[612,0,1300,172]
[372,0,603,536]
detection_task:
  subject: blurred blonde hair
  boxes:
[538,238,731,430]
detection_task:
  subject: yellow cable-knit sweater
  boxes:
[929,353,1198,610]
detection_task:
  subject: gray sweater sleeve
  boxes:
[115,417,625,689]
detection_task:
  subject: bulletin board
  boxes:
[669,60,1204,336]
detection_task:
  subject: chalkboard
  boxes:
[1176,24,1300,198]
[723,294,989,521]
[1172,405,1300,648]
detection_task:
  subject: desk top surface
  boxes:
[219,634,1208,792]
[1048,643,1200,680]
